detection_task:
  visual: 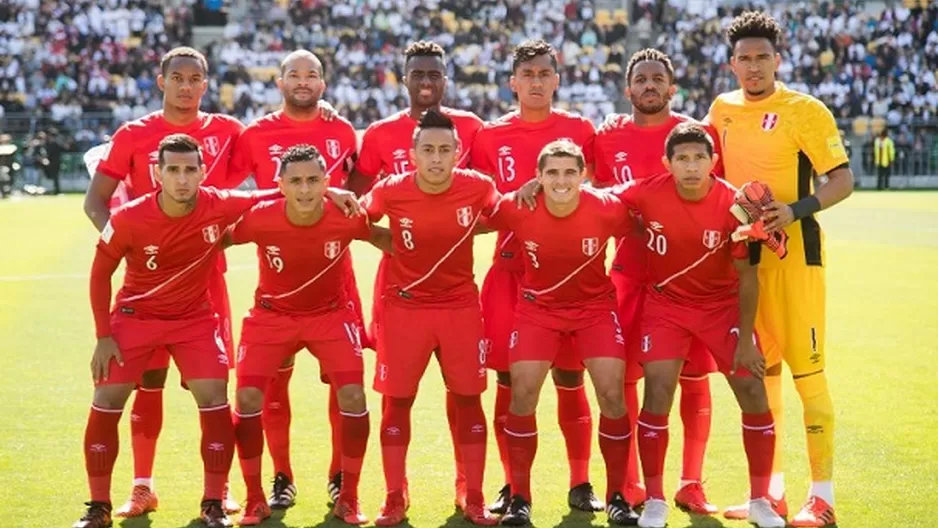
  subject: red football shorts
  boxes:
[638,292,756,376]
[611,271,717,382]
[509,302,626,366]
[99,312,229,386]
[144,261,233,373]
[375,300,487,398]
[236,306,365,390]
[481,266,581,372]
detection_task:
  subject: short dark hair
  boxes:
[404,41,445,65]
[664,123,714,159]
[537,140,585,172]
[626,48,675,84]
[158,134,202,166]
[160,46,209,76]
[413,108,458,144]
[512,39,558,72]
[279,144,326,176]
[726,11,783,51]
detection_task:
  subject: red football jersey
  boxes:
[610,173,748,304]
[97,187,275,319]
[228,110,358,189]
[355,107,483,184]
[485,188,627,310]
[470,109,596,271]
[361,168,499,307]
[230,199,371,315]
[96,111,245,197]
[590,113,723,280]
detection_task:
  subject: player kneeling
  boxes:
[487,141,639,527]
[226,145,383,526]
[604,124,784,528]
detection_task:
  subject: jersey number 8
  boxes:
[402,229,415,250]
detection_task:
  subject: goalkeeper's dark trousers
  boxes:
[877,165,891,190]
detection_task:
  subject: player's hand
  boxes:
[515,180,542,210]
[762,200,794,232]
[318,100,338,122]
[91,337,123,383]
[732,337,765,380]
[326,188,364,217]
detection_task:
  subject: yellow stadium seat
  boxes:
[851,116,869,136]
[248,66,280,82]
[614,9,628,24]
[220,83,235,109]
[123,37,142,48]
[870,117,886,135]
[595,9,612,26]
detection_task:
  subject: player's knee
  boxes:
[594,384,626,419]
[508,383,540,415]
[236,387,263,414]
[140,368,169,389]
[188,379,229,408]
[336,384,367,414]
[728,375,768,413]
[794,372,832,413]
[92,384,135,409]
[551,368,584,387]
[496,371,512,387]
[642,375,676,415]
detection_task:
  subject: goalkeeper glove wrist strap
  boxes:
[789,195,821,220]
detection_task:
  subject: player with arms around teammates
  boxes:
[74,134,282,528]
[81,46,245,518]
[360,110,500,526]
[469,39,604,515]
[709,12,854,527]
[226,144,387,526]
[228,49,371,511]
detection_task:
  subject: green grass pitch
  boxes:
[0,192,936,527]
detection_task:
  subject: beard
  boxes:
[285,92,320,109]
[631,92,670,115]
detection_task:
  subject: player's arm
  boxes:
[347,126,383,196]
[84,171,121,232]
[84,138,133,232]
[368,226,393,253]
[731,257,764,379]
[89,219,128,382]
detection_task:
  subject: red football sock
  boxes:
[263,366,294,481]
[493,382,512,485]
[556,384,592,488]
[340,409,370,501]
[380,396,414,493]
[446,390,465,488]
[85,405,122,503]
[452,393,487,504]
[624,381,641,487]
[233,409,265,501]
[742,411,775,500]
[505,412,538,502]
[599,414,631,501]
[199,404,235,502]
[328,386,342,478]
[637,410,669,500]
[130,388,162,482]
[679,376,712,483]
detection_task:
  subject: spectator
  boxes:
[874,128,896,189]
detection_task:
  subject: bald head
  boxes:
[280,50,323,76]
[278,49,326,112]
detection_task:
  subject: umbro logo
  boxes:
[498,146,512,156]
[269,144,283,155]
[393,149,407,160]
[615,151,627,162]
[648,221,664,232]
[400,218,414,228]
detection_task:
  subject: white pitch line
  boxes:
[0,264,257,283]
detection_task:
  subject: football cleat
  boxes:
[624,481,647,508]
[674,482,718,514]
[606,492,640,526]
[375,491,408,526]
[723,494,788,520]
[790,496,837,527]
[267,472,297,510]
[200,499,232,528]
[237,499,271,526]
[73,501,113,528]
[487,483,511,515]
[327,471,343,505]
[568,482,604,512]
[637,498,668,528]
[462,501,499,526]
[500,495,532,526]
[114,485,159,517]
[224,483,241,514]
[749,497,787,528]
[333,495,368,525]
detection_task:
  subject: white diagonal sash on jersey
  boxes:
[121,243,219,302]
[326,148,351,176]
[653,239,728,291]
[204,137,232,178]
[260,245,350,300]
[399,210,483,294]
[521,245,606,298]
[456,148,471,168]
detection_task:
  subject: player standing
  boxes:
[228,145,380,526]
[81,46,245,517]
[74,134,279,528]
[590,48,723,512]
[228,49,365,509]
[485,141,637,526]
[469,39,601,513]
[347,40,485,505]
[360,110,498,526]
[709,12,854,526]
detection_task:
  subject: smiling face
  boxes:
[626,60,676,115]
[157,57,208,112]
[278,54,325,110]
[537,155,585,206]
[510,54,560,111]
[412,127,458,188]
[731,37,780,98]
[278,159,327,215]
[404,55,446,109]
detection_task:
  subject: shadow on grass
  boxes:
[118,514,153,528]
[551,508,597,527]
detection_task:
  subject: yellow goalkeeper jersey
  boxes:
[707,83,849,270]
